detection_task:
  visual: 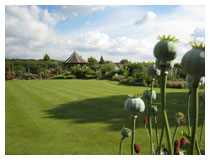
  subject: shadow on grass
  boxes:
[43,92,205,131]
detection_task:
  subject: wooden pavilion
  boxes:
[65,51,88,65]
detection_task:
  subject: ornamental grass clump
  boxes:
[119,127,131,155]
[153,35,178,155]
[124,94,145,155]
[181,42,205,155]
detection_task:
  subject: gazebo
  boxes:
[65,51,88,65]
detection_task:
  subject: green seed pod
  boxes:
[181,42,205,82]
[121,127,131,138]
[124,97,145,113]
[146,64,160,78]
[186,75,205,89]
[154,35,178,63]
[142,89,156,101]
[151,105,158,113]
[155,59,175,70]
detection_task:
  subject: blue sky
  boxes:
[5,5,204,62]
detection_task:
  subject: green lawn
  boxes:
[5,79,205,155]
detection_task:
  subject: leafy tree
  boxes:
[43,53,51,61]
[120,59,129,64]
[99,56,105,64]
[100,63,116,75]
[88,57,99,72]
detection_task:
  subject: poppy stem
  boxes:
[154,114,159,147]
[148,79,154,154]
[160,70,173,155]
[199,100,205,147]
[131,115,137,155]
[190,82,199,155]
[158,123,164,154]
[199,119,205,146]
[187,92,192,136]
[172,122,179,150]
[195,136,201,155]
[119,137,124,155]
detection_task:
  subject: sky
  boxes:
[5,5,205,63]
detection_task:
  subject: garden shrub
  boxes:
[65,75,76,79]
[153,82,159,88]
[111,74,125,81]
[54,75,65,79]
[133,72,146,81]
[85,74,96,79]
[167,81,187,89]
[22,73,38,80]
[100,63,116,75]
[111,75,119,81]
[5,71,15,80]
[14,64,26,73]
[96,71,104,79]
[104,71,116,79]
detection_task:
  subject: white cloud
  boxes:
[5,5,205,63]
[135,11,157,25]
[42,9,58,26]
[61,5,106,17]
[190,27,205,43]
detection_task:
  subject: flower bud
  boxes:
[134,143,140,153]
[180,137,186,148]
[121,127,131,138]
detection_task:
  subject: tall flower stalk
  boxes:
[151,105,159,151]
[124,95,145,155]
[119,127,131,155]
[146,64,160,155]
[154,35,178,154]
[199,92,205,146]
[181,42,205,154]
[160,70,173,154]
[187,92,192,136]
[131,115,137,155]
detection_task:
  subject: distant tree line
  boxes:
[5,54,191,88]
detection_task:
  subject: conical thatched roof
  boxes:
[65,51,87,64]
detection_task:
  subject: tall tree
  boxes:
[43,53,51,61]
[88,57,99,72]
[99,56,105,64]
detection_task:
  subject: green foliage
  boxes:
[43,53,51,61]
[120,59,129,64]
[22,73,38,80]
[104,71,116,80]
[167,81,187,89]
[14,64,26,73]
[100,63,116,75]
[99,56,105,64]
[54,74,65,79]
[65,75,76,79]
[88,57,99,71]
